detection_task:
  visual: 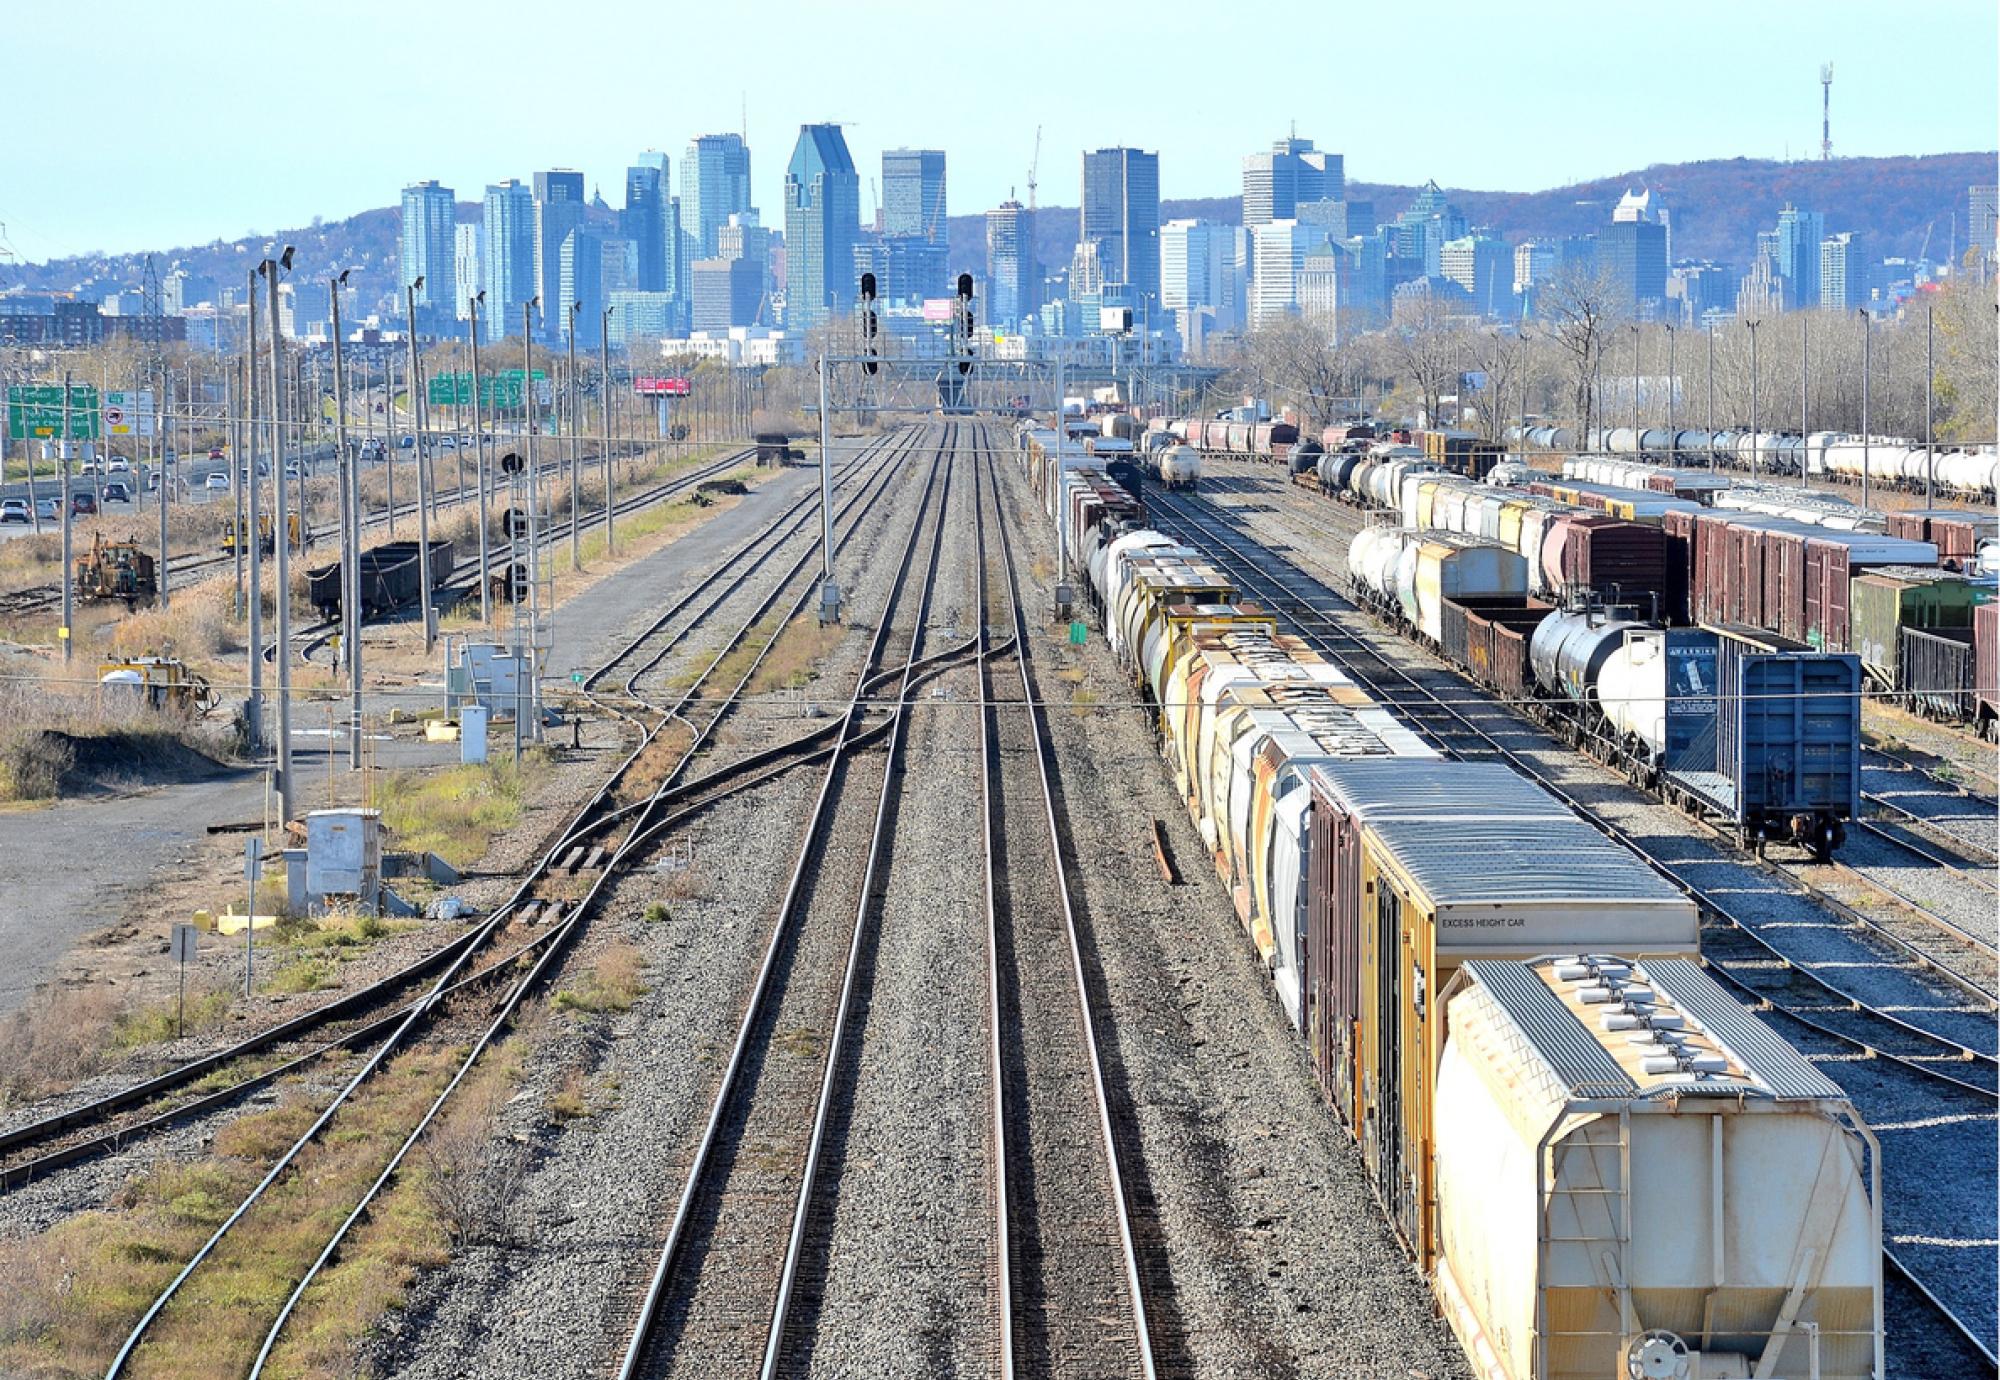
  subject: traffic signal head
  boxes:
[956,273,973,301]
[860,273,877,303]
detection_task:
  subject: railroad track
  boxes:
[1140,480,1998,1368]
[96,430,927,1377]
[0,440,899,1196]
[978,436,1159,1378]
[614,424,958,1378]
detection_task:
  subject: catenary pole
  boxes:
[405,282,435,652]
[331,276,362,768]
[469,292,491,625]
[264,256,295,824]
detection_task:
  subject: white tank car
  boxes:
[1156,443,1202,490]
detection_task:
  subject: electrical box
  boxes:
[303,808,382,911]
[445,638,532,721]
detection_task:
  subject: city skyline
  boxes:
[0,0,1994,264]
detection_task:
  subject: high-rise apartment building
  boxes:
[783,124,861,333]
[1602,218,1668,314]
[1969,185,1998,262]
[1819,232,1867,309]
[882,149,946,238]
[1772,204,1824,310]
[482,179,537,338]
[1081,147,1160,303]
[683,133,753,261]
[1241,137,1343,228]
[400,180,457,334]
[985,199,1035,330]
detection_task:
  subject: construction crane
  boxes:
[1027,126,1041,212]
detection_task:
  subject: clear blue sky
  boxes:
[2,0,1994,263]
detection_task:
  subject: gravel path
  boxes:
[783,443,996,1378]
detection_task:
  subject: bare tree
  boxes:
[1383,287,1463,428]
[1536,263,1621,439]
[1245,314,1369,429]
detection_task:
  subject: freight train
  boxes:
[1306,456,1998,742]
[306,538,456,621]
[1012,424,1885,1380]
[1511,425,1999,500]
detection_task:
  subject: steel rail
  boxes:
[988,435,1159,1378]
[615,426,954,1380]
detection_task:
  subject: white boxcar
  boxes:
[1434,955,1881,1380]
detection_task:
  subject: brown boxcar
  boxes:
[1898,625,1977,720]
[1560,517,1668,617]
[1661,507,1697,625]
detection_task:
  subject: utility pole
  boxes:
[1664,324,1677,460]
[523,299,543,739]
[1799,316,1810,489]
[1859,308,1871,512]
[331,273,362,769]
[158,371,171,609]
[263,250,296,825]
[405,280,435,652]
[245,279,264,751]
[58,373,73,664]
[567,300,581,571]
[469,291,490,624]
[1629,325,1640,435]
[1747,319,1760,481]
[1924,301,1935,505]
[601,306,615,555]
[384,353,398,534]
[1705,323,1716,472]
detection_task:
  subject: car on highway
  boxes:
[208,447,226,460]
[145,471,161,492]
[398,434,415,449]
[36,497,60,522]
[283,462,302,479]
[79,460,101,476]
[70,492,97,516]
[0,498,28,524]
[101,480,131,503]
[107,457,131,473]
[205,472,230,493]
[438,434,457,450]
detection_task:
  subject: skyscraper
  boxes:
[533,169,586,339]
[683,133,753,261]
[1250,219,1329,330]
[1602,218,1668,314]
[1439,232,1512,319]
[454,224,482,324]
[1081,147,1161,304]
[986,199,1035,330]
[482,179,537,338]
[882,149,947,237]
[1970,185,1998,263]
[1819,232,1867,309]
[400,180,457,334]
[1392,180,1467,278]
[1241,137,1343,228]
[558,228,604,347]
[1772,205,1824,310]
[783,124,861,333]
[624,157,669,293]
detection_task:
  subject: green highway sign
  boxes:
[427,370,547,409]
[7,384,101,440]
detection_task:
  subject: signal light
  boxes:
[956,274,974,375]
[859,273,879,375]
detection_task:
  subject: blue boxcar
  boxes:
[1666,627,1859,860]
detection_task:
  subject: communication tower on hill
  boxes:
[1820,62,1833,161]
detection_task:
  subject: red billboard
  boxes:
[634,376,692,397]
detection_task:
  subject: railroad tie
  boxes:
[583,846,605,872]
[559,845,587,873]
[518,901,541,925]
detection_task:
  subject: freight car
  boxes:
[1029,428,1885,1378]
[1516,423,1999,499]
[1165,416,1299,460]
[1415,428,1504,480]
[307,538,456,621]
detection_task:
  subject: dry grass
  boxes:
[551,943,647,1016]
[373,758,528,868]
[0,679,232,803]
[747,616,845,694]
[614,721,694,805]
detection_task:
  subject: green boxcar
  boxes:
[1849,566,1996,690]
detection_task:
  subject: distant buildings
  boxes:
[453,225,481,323]
[1080,147,1160,304]
[482,179,537,338]
[985,199,1034,331]
[399,180,458,334]
[683,134,753,261]
[533,170,586,340]
[1819,232,1866,309]
[1768,204,1824,310]
[1250,220,1326,331]
[1241,137,1343,228]
[1969,185,1997,265]
[1600,190,1668,315]
[782,124,860,333]
[870,149,948,302]
[1439,231,1511,318]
